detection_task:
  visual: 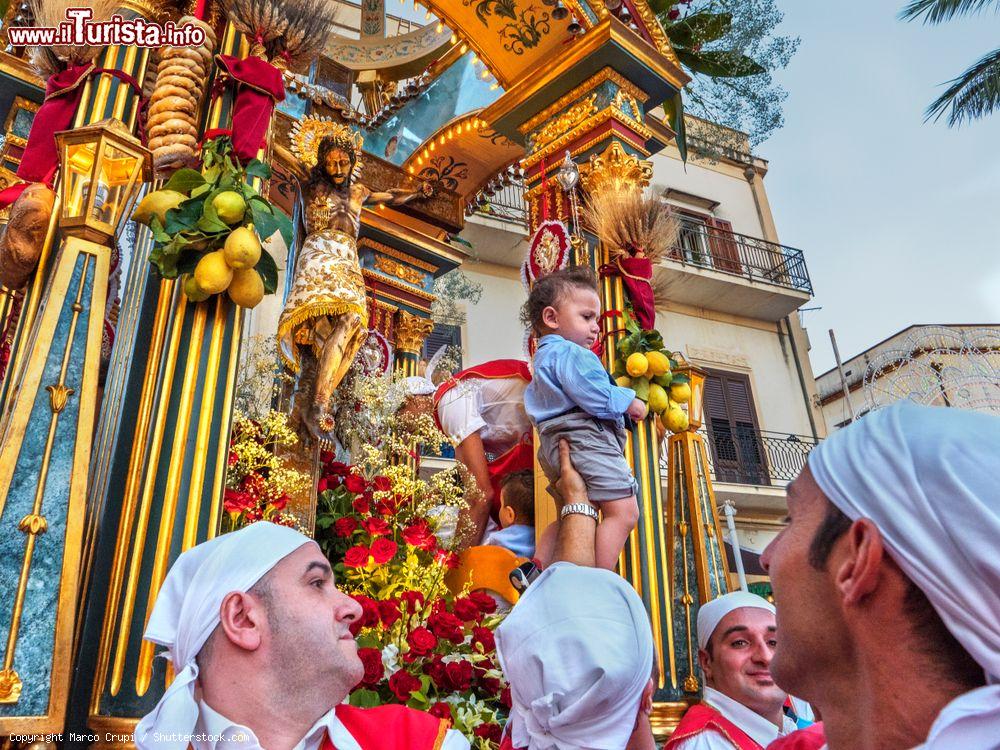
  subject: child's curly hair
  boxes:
[520,266,600,335]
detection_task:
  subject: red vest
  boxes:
[321,704,449,750]
[433,360,534,517]
[765,723,825,750]
[664,704,763,750]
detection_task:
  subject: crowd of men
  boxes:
[133,401,999,750]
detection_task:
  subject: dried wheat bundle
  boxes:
[270,0,339,66]
[223,0,290,50]
[29,0,117,70]
[583,188,679,261]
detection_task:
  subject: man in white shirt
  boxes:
[665,593,797,750]
[135,522,468,750]
[760,403,1000,750]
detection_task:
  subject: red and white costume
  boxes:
[665,687,797,750]
[193,699,466,750]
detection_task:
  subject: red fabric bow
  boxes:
[214,55,285,162]
[602,255,656,330]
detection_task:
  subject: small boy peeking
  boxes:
[484,469,536,560]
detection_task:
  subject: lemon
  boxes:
[647,383,669,414]
[646,351,671,377]
[615,375,633,388]
[132,189,185,225]
[227,268,265,308]
[212,191,246,225]
[223,226,262,269]
[665,407,689,434]
[193,250,233,295]
[626,352,649,377]
[183,274,210,302]
[670,382,692,404]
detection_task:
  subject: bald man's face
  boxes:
[260,543,364,698]
[760,467,850,701]
[699,607,785,718]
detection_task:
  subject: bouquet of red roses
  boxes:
[315,451,509,748]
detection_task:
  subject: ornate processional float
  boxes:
[0,0,736,745]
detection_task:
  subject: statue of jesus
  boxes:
[279,132,429,439]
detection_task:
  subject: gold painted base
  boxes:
[0,667,22,703]
[650,700,693,739]
[88,715,138,750]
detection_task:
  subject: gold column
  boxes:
[393,309,434,378]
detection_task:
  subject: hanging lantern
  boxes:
[55,118,151,245]
[674,357,707,431]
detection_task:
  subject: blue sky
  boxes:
[760,0,1000,374]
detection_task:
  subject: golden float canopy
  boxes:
[55,118,152,244]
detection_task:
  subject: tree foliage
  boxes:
[656,0,799,150]
[901,0,1000,126]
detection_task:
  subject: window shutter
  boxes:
[702,369,769,486]
[707,218,742,274]
[422,324,462,369]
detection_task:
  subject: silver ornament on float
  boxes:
[555,150,579,193]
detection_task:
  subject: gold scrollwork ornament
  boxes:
[395,311,434,354]
[581,141,653,196]
[0,667,22,703]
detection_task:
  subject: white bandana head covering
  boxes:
[807,402,1000,746]
[134,522,312,750]
[697,591,776,650]
[400,345,448,397]
[495,563,654,750]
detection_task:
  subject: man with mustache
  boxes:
[665,592,797,750]
[134,522,469,750]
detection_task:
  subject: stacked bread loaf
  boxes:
[147,16,217,172]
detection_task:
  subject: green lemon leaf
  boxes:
[163,168,206,194]
[255,249,279,294]
[164,197,204,235]
[246,159,272,180]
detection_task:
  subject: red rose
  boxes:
[317,476,331,493]
[270,493,289,511]
[402,519,436,551]
[452,597,480,622]
[372,475,392,492]
[334,517,358,537]
[358,647,383,686]
[352,594,380,628]
[378,598,401,628]
[427,611,464,643]
[223,489,251,514]
[326,461,349,477]
[471,625,496,653]
[352,495,371,515]
[370,538,398,565]
[242,473,266,496]
[480,675,501,695]
[424,654,447,688]
[406,626,438,656]
[443,660,473,692]
[400,590,425,613]
[501,686,512,709]
[388,669,421,702]
[228,451,239,466]
[375,500,395,516]
[363,517,391,537]
[468,590,498,614]
[668,7,680,19]
[473,724,502,742]
[344,474,367,494]
[343,546,370,569]
[319,449,335,464]
[428,702,452,721]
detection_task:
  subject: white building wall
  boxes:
[459,260,528,364]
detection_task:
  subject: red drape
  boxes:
[214,55,285,162]
[601,255,656,330]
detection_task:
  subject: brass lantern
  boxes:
[54,118,151,244]
[673,355,707,431]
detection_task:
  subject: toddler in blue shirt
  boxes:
[522,266,647,569]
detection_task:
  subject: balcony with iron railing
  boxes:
[661,427,818,488]
[471,180,528,228]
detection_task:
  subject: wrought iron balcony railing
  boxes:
[472,182,528,227]
[669,223,813,295]
[662,427,818,487]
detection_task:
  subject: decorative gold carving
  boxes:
[0,666,22,703]
[359,238,438,272]
[683,674,700,693]
[362,269,437,302]
[612,87,642,119]
[374,255,425,286]
[629,0,683,65]
[650,701,691,738]
[581,141,653,195]
[18,513,48,535]
[521,69,646,134]
[394,310,434,354]
[46,383,75,414]
[530,94,598,154]
[522,107,652,171]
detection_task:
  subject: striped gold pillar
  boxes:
[0,1,152,420]
[64,23,264,745]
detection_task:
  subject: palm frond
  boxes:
[926,46,1000,125]
[583,189,680,261]
[900,0,999,23]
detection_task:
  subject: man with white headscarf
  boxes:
[760,402,1000,750]
[135,522,469,750]
[664,592,798,750]
[495,439,657,750]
